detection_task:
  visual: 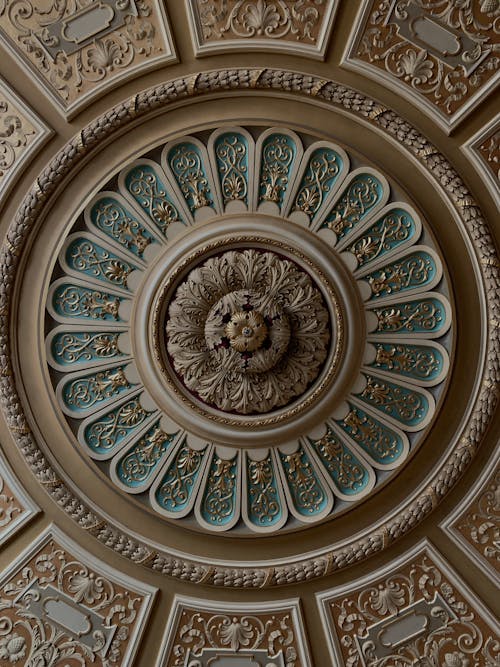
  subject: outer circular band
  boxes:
[1,68,497,587]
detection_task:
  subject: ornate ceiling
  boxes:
[0,1,498,666]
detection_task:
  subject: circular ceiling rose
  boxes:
[164,250,331,414]
[43,125,452,534]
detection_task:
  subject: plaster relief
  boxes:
[344,1,500,130]
[0,526,155,665]
[318,542,499,667]
[463,114,500,201]
[157,596,310,667]
[0,0,176,117]
[442,451,499,582]
[187,0,339,59]
[0,79,51,201]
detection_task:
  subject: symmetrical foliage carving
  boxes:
[318,543,500,667]
[0,79,50,200]
[166,249,330,414]
[187,0,338,58]
[0,0,175,116]
[345,0,500,128]
[463,115,500,201]
[158,596,310,666]
[0,69,495,584]
[0,527,155,666]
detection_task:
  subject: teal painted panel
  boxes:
[50,331,126,367]
[62,365,133,413]
[309,428,371,496]
[167,142,214,212]
[215,132,249,206]
[278,445,329,516]
[355,374,430,428]
[322,173,384,239]
[246,453,282,528]
[83,396,154,456]
[52,283,125,321]
[123,164,184,235]
[200,453,239,527]
[115,422,177,489]
[367,341,444,384]
[293,147,344,219]
[154,440,207,513]
[365,250,438,301]
[337,404,405,465]
[89,196,156,258]
[370,297,449,336]
[258,133,297,208]
[65,237,135,290]
[346,207,418,269]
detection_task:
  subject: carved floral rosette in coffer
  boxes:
[44,126,452,535]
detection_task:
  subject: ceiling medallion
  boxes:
[44,125,452,535]
[164,249,331,415]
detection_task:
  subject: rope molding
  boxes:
[0,68,498,588]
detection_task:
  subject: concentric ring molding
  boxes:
[2,69,498,587]
[43,126,451,535]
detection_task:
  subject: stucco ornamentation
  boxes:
[0,0,176,117]
[318,542,499,666]
[344,0,500,130]
[0,69,496,585]
[165,249,330,414]
[0,527,155,666]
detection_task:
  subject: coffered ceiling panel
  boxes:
[157,595,311,666]
[0,525,156,666]
[186,0,339,59]
[318,541,500,667]
[0,0,176,118]
[343,0,500,132]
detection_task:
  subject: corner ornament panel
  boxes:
[0,526,155,666]
[1,69,497,587]
[344,0,500,131]
[317,542,499,667]
[44,126,452,535]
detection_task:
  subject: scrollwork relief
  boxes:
[349,0,500,126]
[0,528,154,666]
[0,0,175,114]
[320,545,499,667]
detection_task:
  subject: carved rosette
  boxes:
[42,125,452,534]
[165,250,330,414]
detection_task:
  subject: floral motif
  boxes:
[0,0,173,112]
[0,531,151,667]
[322,548,500,667]
[166,250,330,414]
[195,0,328,44]
[352,0,500,123]
[164,601,305,667]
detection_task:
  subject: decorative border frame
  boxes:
[341,1,500,135]
[155,594,312,666]
[0,77,52,204]
[0,68,497,587]
[0,448,38,546]
[316,539,500,666]
[462,114,500,204]
[185,0,339,61]
[440,447,500,584]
